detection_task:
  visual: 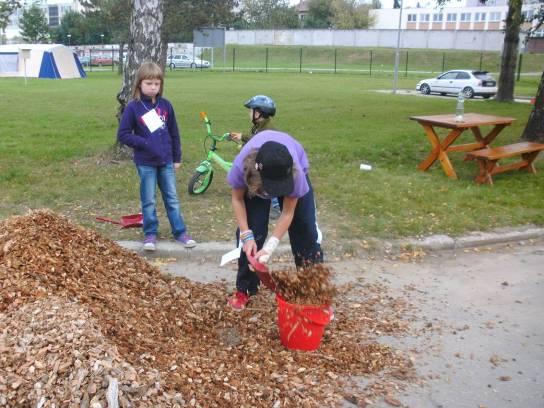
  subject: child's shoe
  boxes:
[176,232,196,248]
[143,235,157,251]
[227,291,250,310]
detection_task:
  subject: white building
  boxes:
[371,0,542,35]
[4,0,83,41]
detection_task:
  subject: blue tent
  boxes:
[0,44,86,79]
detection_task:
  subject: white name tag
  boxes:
[141,109,164,133]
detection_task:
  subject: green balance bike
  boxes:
[188,112,239,195]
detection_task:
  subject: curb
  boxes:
[117,226,544,260]
[401,227,544,252]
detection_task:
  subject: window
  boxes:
[489,12,501,22]
[439,72,458,80]
[460,13,471,22]
[48,5,59,26]
[421,14,430,22]
[522,10,534,21]
[447,13,457,22]
[433,13,443,22]
[456,72,470,79]
[408,14,417,22]
[474,12,486,22]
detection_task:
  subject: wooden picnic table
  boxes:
[410,113,516,180]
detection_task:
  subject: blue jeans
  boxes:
[136,163,187,238]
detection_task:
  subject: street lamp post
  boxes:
[392,0,404,95]
[67,34,71,47]
[100,33,104,49]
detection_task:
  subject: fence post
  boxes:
[265,47,268,73]
[442,52,445,72]
[369,50,373,76]
[89,48,92,72]
[405,50,408,77]
[517,53,523,81]
[111,48,114,72]
[479,52,483,71]
[334,48,337,74]
[232,47,235,72]
[299,48,303,73]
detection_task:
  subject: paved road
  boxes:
[156,239,544,408]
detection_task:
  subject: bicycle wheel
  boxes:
[188,169,214,195]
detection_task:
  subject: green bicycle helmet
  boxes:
[244,95,276,118]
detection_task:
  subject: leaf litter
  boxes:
[0,209,417,407]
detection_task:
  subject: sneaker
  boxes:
[269,205,281,220]
[143,235,157,252]
[176,232,196,248]
[227,291,250,310]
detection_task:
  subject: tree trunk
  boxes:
[117,42,125,75]
[496,0,522,102]
[114,0,166,159]
[521,71,544,143]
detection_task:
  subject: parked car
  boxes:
[167,54,210,69]
[416,70,497,99]
[78,55,90,66]
[91,55,115,66]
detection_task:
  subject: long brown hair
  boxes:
[132,62,164,100]
[243,149,297,197]
[243,150,262,198]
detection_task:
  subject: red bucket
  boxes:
[276,295,333,351]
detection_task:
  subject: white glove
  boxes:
[258,236,279,264]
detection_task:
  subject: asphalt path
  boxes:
[153,238,544,408]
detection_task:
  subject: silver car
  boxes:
[167,54,210,69]
[416,70,497,99]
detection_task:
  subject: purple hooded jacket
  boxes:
[117,95,181,166]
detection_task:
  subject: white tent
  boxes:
[0,44,86,79]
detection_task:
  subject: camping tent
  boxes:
[0,44,86,79]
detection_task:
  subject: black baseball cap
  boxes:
[255,141,294,197]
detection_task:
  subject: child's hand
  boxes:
[174,162,181,170]
[243,240,257,258]
[230,132,242,142]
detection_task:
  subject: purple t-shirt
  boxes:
[227,130,310,198]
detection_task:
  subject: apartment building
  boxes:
[4,0,83,41]
[371,0,542,35]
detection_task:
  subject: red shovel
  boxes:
[95,213,143,229]
[247,254,277,292]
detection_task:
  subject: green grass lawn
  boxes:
[0,70,542,244]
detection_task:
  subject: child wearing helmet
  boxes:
[230,95,277,143]
[226,98,324,310]
[231,95,282,218]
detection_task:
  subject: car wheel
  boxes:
[190,63,196,69]
[169,63,175,70]
[462,87,474,99]
[420,84,431,95]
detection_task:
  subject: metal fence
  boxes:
[77,45,544,78]
[201,46,543,78]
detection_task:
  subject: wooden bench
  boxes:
[466,141,544,185]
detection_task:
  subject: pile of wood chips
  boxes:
[0,210,415,407]
[272,264,337,305]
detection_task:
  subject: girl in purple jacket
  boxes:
[118,62,195,251]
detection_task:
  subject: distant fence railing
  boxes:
[201,46,543,78]
[79,45,544,79]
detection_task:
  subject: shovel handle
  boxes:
[95,217,122,225]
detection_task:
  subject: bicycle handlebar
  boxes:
[200,112,240,145]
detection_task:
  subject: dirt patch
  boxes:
[0,209,418,407]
